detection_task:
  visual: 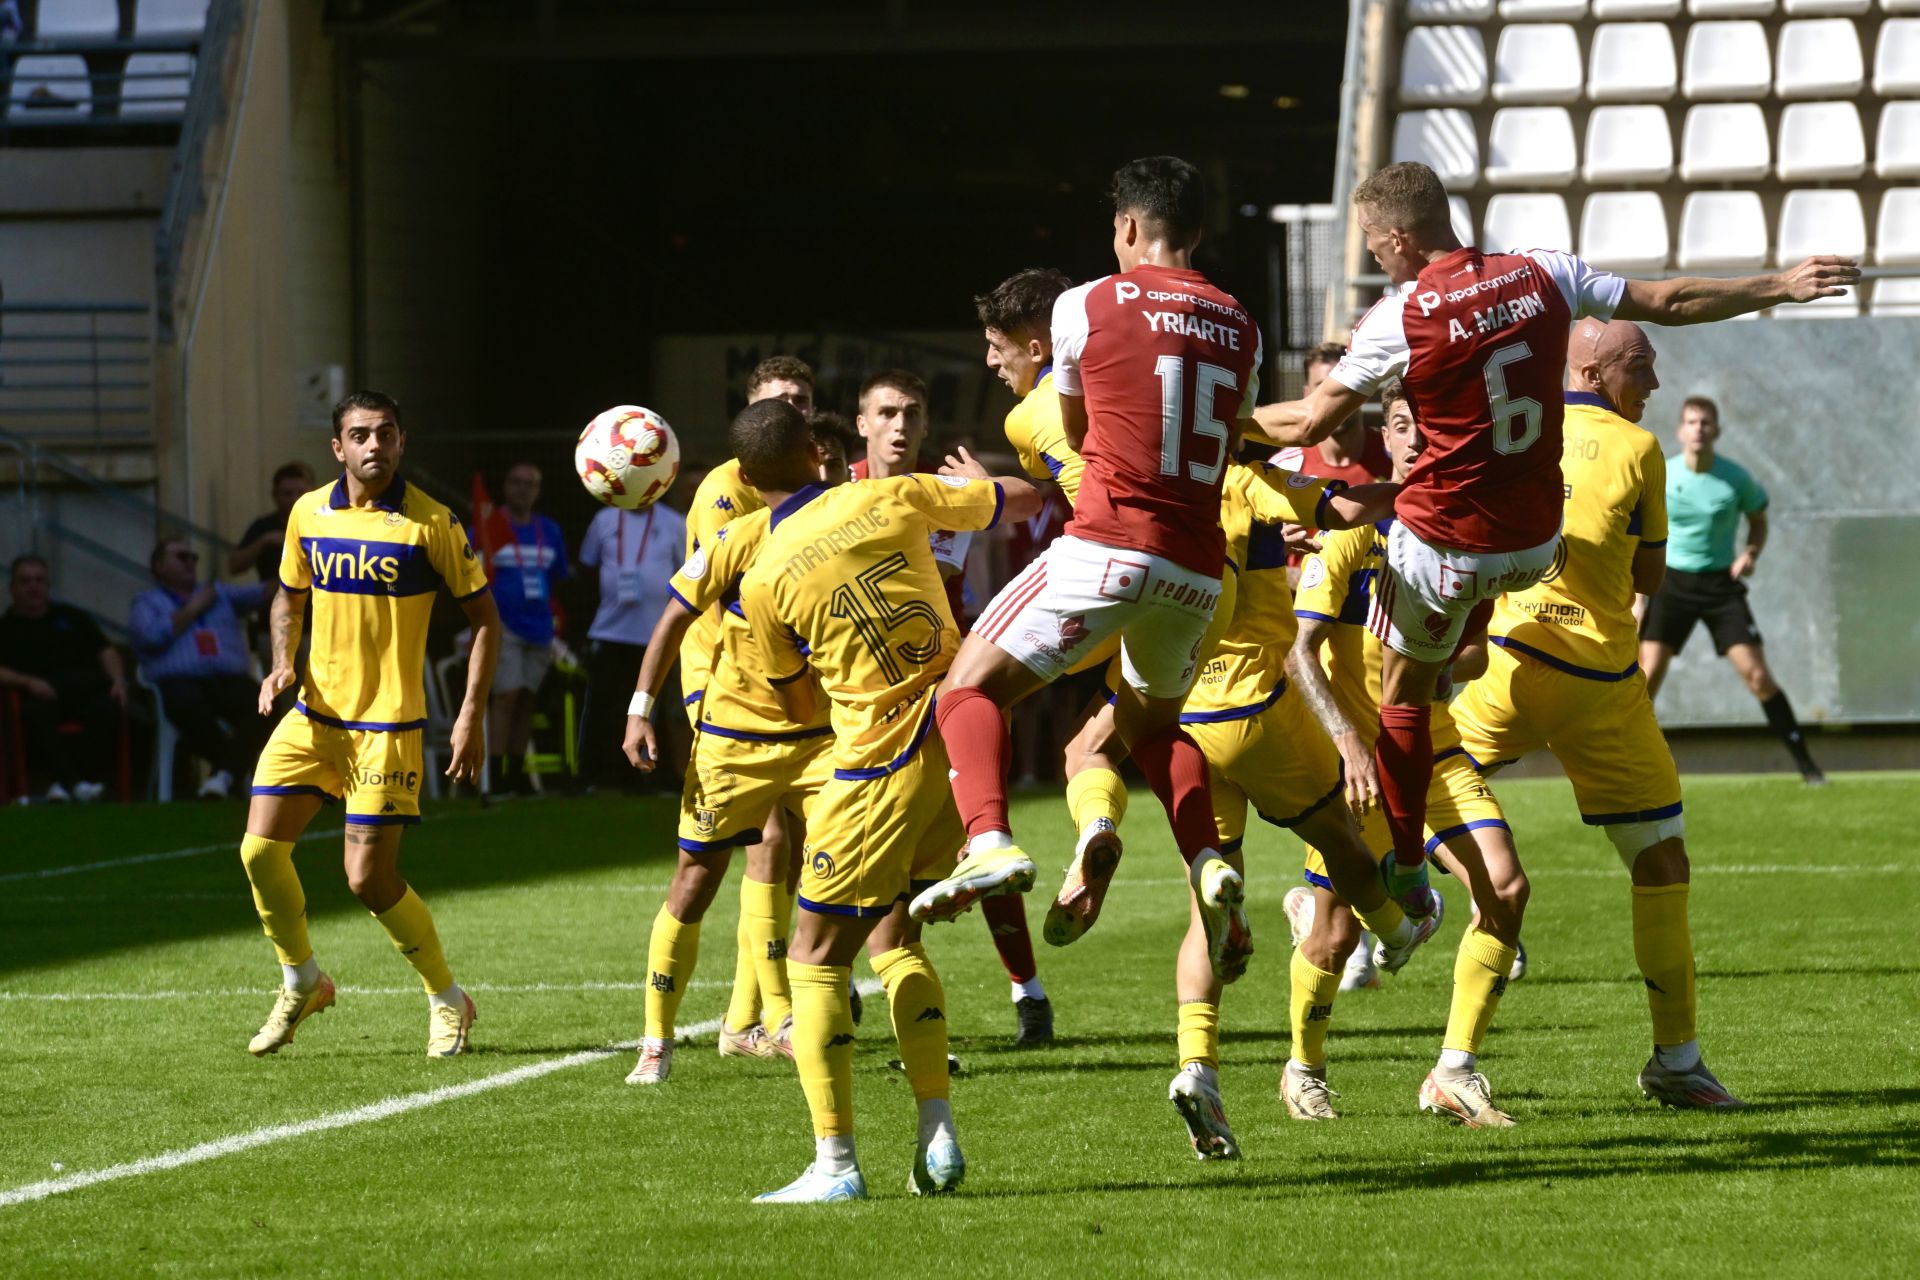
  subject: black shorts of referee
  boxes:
[1639,568,1762,655]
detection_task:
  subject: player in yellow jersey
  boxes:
[617,405,852,1083]
[1451,319,1743,1108]
[241,391,501,1059]
[1289,384,1528,1126]
[739,404,1043,1203]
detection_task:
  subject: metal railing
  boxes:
[0,46,199,125]
[0,301,155,447]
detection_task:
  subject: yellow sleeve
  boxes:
[1635,440,1669,546]
[740,569,807,686]
[1002,401,1046,482]
[429,513,490,601]
[668,517,754,614]
[892,474,1006,533]
[1243,462,1335,528]
[1294,525,1367,622]
[278,501,312,592]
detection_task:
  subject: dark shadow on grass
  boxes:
[1526,966,1920,985]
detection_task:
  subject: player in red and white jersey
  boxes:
[915,157,1410,980]
[1254,161,1860,911]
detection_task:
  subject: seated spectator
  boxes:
[0,555,127,802]
[228,461,316,582]
[129,536,272,799]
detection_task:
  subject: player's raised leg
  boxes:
[1045,691,1131,947]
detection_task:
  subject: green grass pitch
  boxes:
[2,773,1918,1276]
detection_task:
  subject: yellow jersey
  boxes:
[678,460,765,711]
[279,475,489,730]
[1492,393,1668,679]
[1002,369,1085,506]
[741,474,1005,778]
[666,507,830,741]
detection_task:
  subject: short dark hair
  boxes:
[1109,156,1206,249]
[1303,341,1348,377]
[1351,162,1452,238]
[806,410,860,465]
[858,368,928,409]
[1681,395,1719,423]
[9,553,48,582]
[974,268,1073,340]
[747,355,815,398]
[1380,379,1410,416]
[272,461,314,488]
[729,399,816,492]
[149,535,191,575]
[331,390,402,438]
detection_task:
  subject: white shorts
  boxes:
[1372,522,1561,663]
[974,534,1221,698]
[495,633,554,693]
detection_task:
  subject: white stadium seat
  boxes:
[1448,195,1475,245]
[1877,101,1920,178]
[5,56,91,119]
[1493,24,1584,102]
[1876,20,1920,95]
[1407,0,1496,20]
[1776,19,1865,97]
[1688,0,1774,13]
[1872,278,1920,316]
[120,53,193,119]
[1883,0,1920,15]
[1677,191,1768,268]
[1401,26,1490,104]
[1777,102,1867,179]
[1589,23,1680,101]
[33,0,120,37]
[1875,189,1920,264]
[1392,110,1481,186]
[1594,0,1680,15]
[1777,190,1868,268]
[1684,22,1773,98]
[1680,103,1771,180]
[1782,0,1869,13]
[1585,105,1675,181]
[1580,192,1671,270]
[1482,193,1574,251]
[1484,107,1578,184]
[1499,0,1588,16]
[133,0,211,36]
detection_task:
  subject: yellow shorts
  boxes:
[1184,682,1344,853]
[1302,740,1507,888]
[800,735,964,918]
[1450,640,1681,828]
[678,725,833,855]
[253,706,424,826]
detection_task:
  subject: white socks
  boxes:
[916,1098,956,1149]
[1011,977,1046,1003]
[1655,1039,1702,1071]
[1437,1048,1476,1073]
[283,956,321,992]
[966,831,1014,856]
[815,1134,858,1176]
[428,982,465,1010]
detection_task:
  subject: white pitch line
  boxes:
[0,979,736,1003]
[0,829,346,885]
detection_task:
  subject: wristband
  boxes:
[628,691,656,719]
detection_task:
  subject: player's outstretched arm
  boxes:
[257,588,304,715]
[1319,481,1400,531]
[1288,624,1378,815]
[623,596,698,771]
[936,448,1045,524]
[1615,256,1861,325]
[1249,379,1370,448]
[448,589,501,783]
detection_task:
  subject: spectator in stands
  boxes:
[574,493,687,791]
[1639,396,1825,785]
[1270,341,1391,485]
[0,554,127,802]
[130,536,273,800]
[476,461,569,793]
[228,461,316,582]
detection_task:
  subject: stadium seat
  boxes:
[1781,0,1868,13]
[1776,19,1865,97]
[1878,101,1920,178]
[1883,0,1920,15]
[1588,23,1680,101]
[1579,192,1671,270]
[1875,188,1920,263]
[1391,110,1481,186]
[1492,24,1584,102]
[1776,102,1867,179]
[1594,0,1680,16]
[133,0,211,35]
[1777,190,1868,268]
[5,56,91,119]
[1482,193,1574,250]
[1677,191,1768,267]
[1687,0,1774,13]
[1684,22,1773,98]
[1876,20,1920,95]
[1484,107,1578,184]
[1680,103,1771,180]
[119,53,193,119]
[1407,0,1496,20]
[33,0,120,37]
[1872,278,1920,316]
[1401,26,1490,104]
[1448,195,1475,245]
[1498,0,1588,16]
[1584,105,1675,180]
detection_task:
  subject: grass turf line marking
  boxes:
[0,980,742,1002]
[0,829,346,886]
[0,979,883,1210]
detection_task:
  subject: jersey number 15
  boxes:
[1154,355,1236,485]
[828,552,943,683]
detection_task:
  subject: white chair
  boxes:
[133,0,211,36]
[1878,101,1920,179]
[1594,0,1680,15]
[5,56,91,119]
[1876,189,1920,263]
[1877,20,1920,95]
[1401,26,1491,104]
[1484,107,1578,184]
[119,53,193,119]
[1448,195,1476,245]
[1482,193,1574,251]
[1492,24,1584,102]
[1407,0,1496,19]
[1391,110,1481,186]
[1684,22,1773,98]
[1580,192,1671,270]
[1677,191,1768,267]
[1499,0,1588,16]
[1776,102,1866,179]
[1777,189,1868,267]
[1589,23,1680,101]
[1883,0,1920,15]
[1680,103,1770,180]
[32,0,120,37]
[1782,0,1869,13]
[1776,18,1865,97]
[1872,279,1920,316]
[1585,105,1675,181]
[1688,0,1774,12]
[135,667,182,804]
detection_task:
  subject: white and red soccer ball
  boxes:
[575,405,680,510]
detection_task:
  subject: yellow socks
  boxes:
[1632,883,1697,1046]
[644,904,700,1041]
[1443,927,1517,1056]
[1176,1001,1220,1070]
[1066,766,1128,831]
[239,834,311,967]
[1350,895,1411,948]
[372,885,453,995]
[1290,949,1343,1068]
[739,877,793,1033]
[788,961,856,1137]
[873,944,950,1103]
[724,881,764,1034]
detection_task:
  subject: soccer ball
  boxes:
[575,405,680,509]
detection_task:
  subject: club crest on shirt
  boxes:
[1287,472,1317,489]
[937,474,971,488]
[384,511,404,527]
[681,547,708,581]
[1300,558,1327,590]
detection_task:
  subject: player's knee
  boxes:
[1606,817,1687,875]
[1744,666,1777,698]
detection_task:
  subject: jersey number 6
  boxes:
[828,552,943,683]
[1484,341,1543,456]
[1154,355,1236,485]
